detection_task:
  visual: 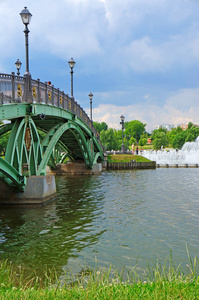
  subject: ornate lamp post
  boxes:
[20,7,32,100]
[15,59,22,75]
[68,58,76,98]
[120,115,125,153]
[88,92,93,120]
[125,134,131,150]
[20,7,32,75]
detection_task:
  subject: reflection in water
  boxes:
[0,175,106,273]
[0,169,199,277]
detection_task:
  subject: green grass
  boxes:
[141,144,153,150]
[1,281,199,299]
[1,250,199,299]
[107,154,151,163]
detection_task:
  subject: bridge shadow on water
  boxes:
[0,174,106,278]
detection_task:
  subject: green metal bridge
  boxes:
[0,72,104,192]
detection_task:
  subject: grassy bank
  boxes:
[107,154,151,163]
[1,252,199,299]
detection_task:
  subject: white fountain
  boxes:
[142,136,199,165]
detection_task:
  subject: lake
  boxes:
[0,168,199,277]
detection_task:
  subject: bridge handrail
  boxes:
[0,72,101,146]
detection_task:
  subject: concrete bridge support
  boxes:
[0,162,103,205]
[0,175,56,205]
[52,162,103,175]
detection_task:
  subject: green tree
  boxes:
[100,128,120,151]
[93,122,108,133]
[187,122,193,129]
[185,133,195,143]
[167,126,183,145]
[172,132,186,149]
[129,137,136,147]
[124,120,146,144]
[139,138,147,147]
[185,125,199,142]
[153,132,168,150]
[152,127,167,140]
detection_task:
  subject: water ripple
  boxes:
[0,169,198,275]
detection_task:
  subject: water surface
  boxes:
[0,169,198,276]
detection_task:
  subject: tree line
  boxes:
[93,120,148,151]
[93,121,199,151]
[152,122,199,150]
[0,121,199,156]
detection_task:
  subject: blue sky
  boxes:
[0,0,199,132]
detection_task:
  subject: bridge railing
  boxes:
[0,72,101,146]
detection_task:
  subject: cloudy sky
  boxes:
[0,0,199,132]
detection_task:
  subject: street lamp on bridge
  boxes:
[20,7,32,75]
[120,114,125,153]
[125,134,131,150]
[88,92,93,121]
[15,59,22,76]
[68,58,76,98]
[20,7,32,100]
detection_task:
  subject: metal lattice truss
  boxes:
[0,103,103,191]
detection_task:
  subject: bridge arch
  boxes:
[5,116,42,177]
[0,73,104,191]
[37,120,98,175]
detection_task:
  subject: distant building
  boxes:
[158,122,199,131]
[180,123,188,130]
[158,124,175,131]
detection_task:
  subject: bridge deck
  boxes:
[0,73,104,192]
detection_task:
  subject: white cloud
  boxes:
[1,0,199,72]
[120,27,199,73]
[31,0,106,58]
[0,0,106,58]
[165,88,199,111]
[85,87,199,132]
[99,0,198,31]
[0,0,199,131]
[123,37,166,72]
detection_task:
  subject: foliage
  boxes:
[167,126,183,145]
[129,137,136,147]
[172,132,186,149]
[185,132,195,143]
[0,131,10,156]
[139,137,147,147]
[167,124,199,149]
[93,119,199,151]
[93,121,108,133]
[152,131,169,150]
[150,124,199,150]
[188,121,193,129]
[186,125,199,142]
[151,127,167,140]
[100,128,121,151]
[124,120,146,143]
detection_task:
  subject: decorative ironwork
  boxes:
[25,127,31,151]
[0,72,102,146]
[32,86,36,98]
[17,84,22,97]
[48,91,51,101]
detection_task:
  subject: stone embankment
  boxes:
[52,162,103,175]
[106,161,156,170]
[156,164,199,168]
